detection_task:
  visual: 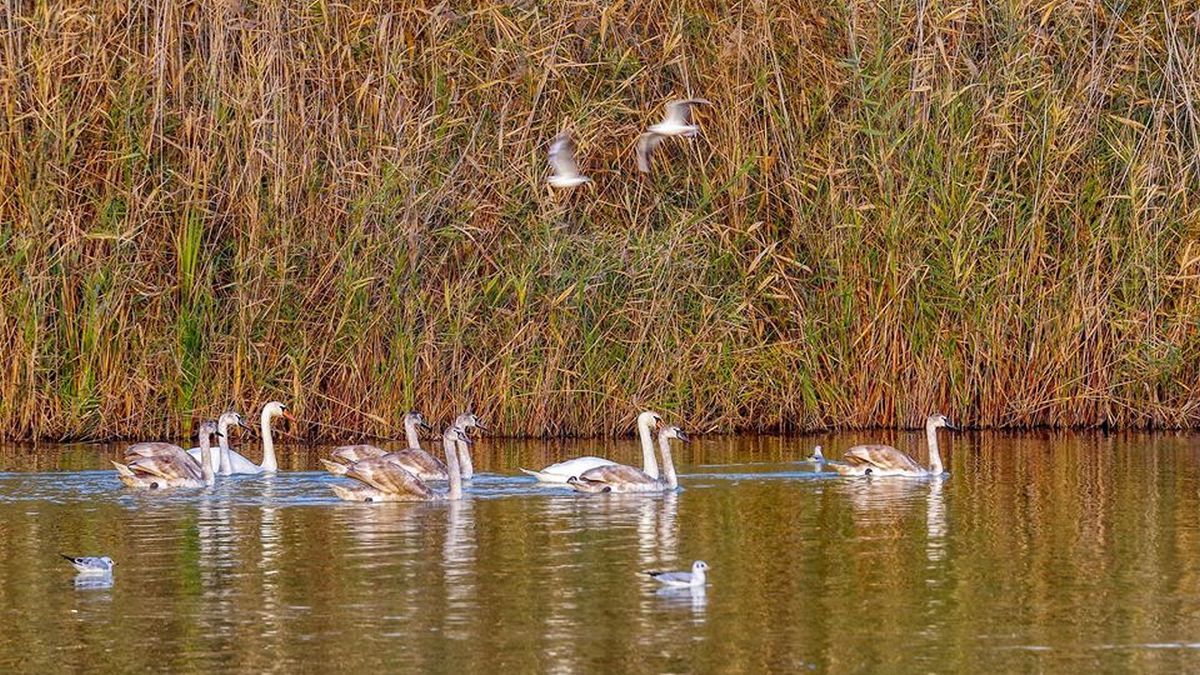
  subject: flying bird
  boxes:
[636,98,711,173]
[61,555,115,576]
[547,132,591,188]
[646,560,709,588]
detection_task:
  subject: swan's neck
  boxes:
[926,422,943,475]
[443,433,462,500]
[457,439,474,480]
[404,418,421,448]
[260,408,278,472]
[658,434,678,490]
[638,417,659,479]
[200,436,215,486]
[217,419,232,475]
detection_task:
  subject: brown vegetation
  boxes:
[2,1,1199,440]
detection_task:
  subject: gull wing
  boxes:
[549,132,581,179]
[635,132,665,173]
[663,98,710,125]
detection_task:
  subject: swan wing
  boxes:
[577,463,655,487]
[344,458,435,499]
[843,445,924,473]
[383,448,448,480]
[331,444,388,464]
[536,456,615,478]
[127,451,202,482]
[125,443,186,460]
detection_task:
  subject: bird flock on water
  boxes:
[66,98,960,589]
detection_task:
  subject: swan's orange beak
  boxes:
[282,410,297,423]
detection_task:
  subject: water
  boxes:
[2,431,1200,672]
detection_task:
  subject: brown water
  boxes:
[2,431,1200,672]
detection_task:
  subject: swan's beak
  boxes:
[215,431,225,438]
[944,420,957,430]
[677,430,690,443]
[474,420,488,432]
[238,420,255,435]
[418,420,433,432]
[282,410,297,423]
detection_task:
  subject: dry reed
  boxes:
[1,1,1199,440]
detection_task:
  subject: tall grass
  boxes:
[1,1,1199,440]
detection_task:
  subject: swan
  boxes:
[204,401,295,474]
[828,413,955,477]
[451,412,487,479]
[567,425,686,494]
[113,421,221,489]
[323,411,477,481]
[185,411,252,475]
[520,411,662,483]
[329,411,431,465]
[330,424,471,503]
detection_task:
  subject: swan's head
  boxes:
[405,411,432,432]
[264,401,296,423]
[928,413,955,430]
[637,411,663,430]
[445,426,472,444]
[660,426,689,443]
[692,561,709,573]
[197,420,223,442]
[454,412,487,432]
[219,411,251,434]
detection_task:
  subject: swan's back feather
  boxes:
[330,444,387,465]
[344,458,435,499]
[577,464,655,486]
[843,445,925,473]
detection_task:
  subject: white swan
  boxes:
[829,413,955,477]
[187,411,251,475]
[201,401,294,474]
[330,424,471,502]
[113,421,221,489]
[568,425,686,494]
[520,411,661,483]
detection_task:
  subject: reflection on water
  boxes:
[2,432,1200,671]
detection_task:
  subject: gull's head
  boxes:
[692,561,709,573]
[928,413,955,430]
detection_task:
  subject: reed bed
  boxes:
[2,1,1199,440]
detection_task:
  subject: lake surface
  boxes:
[2,431,1200,672]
